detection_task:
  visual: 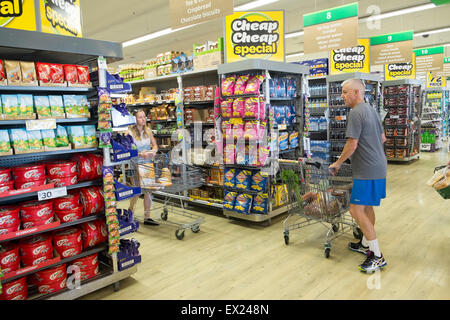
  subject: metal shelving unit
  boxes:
[0,27,137,300]
[421,88,449,152]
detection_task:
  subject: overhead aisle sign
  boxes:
[329,39,369,75]
[303,3,358,55]
[414,46,444,80]
[443,57,450,77]
[225,11,285,63]
[427,72,447,88]
[370,31,413,71]
[0,0,37,31]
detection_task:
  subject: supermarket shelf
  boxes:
[185,122,215,127]
[0,118,92,126]
[270,97,297,101]
[148,119,177,123]
[387,154,420,162]
[127,100,175,108]
[0,147,99,163]
[128,67,218,85]
[153,190,224,209]
[223,203,293,223]
[223,186,259,195]
[204,183,224,188]
[0,179,102,204]
[278,148,296,155]
[308,94,327,98]
[0,86,94,93]
[218,59,309,75]
[1,244,107,284]
[184,100,214,105]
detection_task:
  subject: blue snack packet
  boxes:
[224,168,236,187]
[251,171,269,192]
[233,194,252,214]
[234,169,252,190]
[252,193,269,214]
[224,191,237,210]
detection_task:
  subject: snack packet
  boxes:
[77,66,90,84]
[1,95,19,117]
[41,129,57,148]
[0,59,6,83]
[221,98,233,118]
[68,126,86,147]
[252,193,269,214]
[49,64,65,84]
[84,125,97,146]
[20,61,37,85]
[279,132,289,151]
[259,97,266,120]
[233,194,252,214]
[222,121,233,140]
[289,132,299,149]
[4,60,21,84]
[244,75,264,95]
[0,130,11,152]
[63,64,78,84]
[232,98,245,118]
[63,95,79,117]
[34,96,52,118]
[17,94,34,116]
[221,75,235,96]
[224,168,236,187]
[235,143,247,165]
[49,95,65,117]
[224,144,235,165]
[9,128,29,152]
[244,121,258,140]
[244,97,259,118]
[27,131,43,150]
[234,75,249,95]
[235,169,252,190]
[233,123,244,140]
[251,171,269,192]
[36,62,51,84]
[55,125,69,147]
[77,95,90,117]
[224,191,237,210]
[276,78,286,97]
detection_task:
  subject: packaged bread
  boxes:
[433,175,450,190]
[138,163,155,187]
[158,168,172,187]
[4,60,22,84]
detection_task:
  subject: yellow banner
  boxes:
[329,39,369,75]
[427,72,447,88]
[40,0,82,37]
[0,0,36,31]
[225,11,284,63]
[385,54,415,81]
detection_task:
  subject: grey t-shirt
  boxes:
[346,102,387,180]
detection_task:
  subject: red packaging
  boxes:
[46,160,77,179]
[0,277,27,300]
[95,219,108,243]
[81,222,102,248]
[0,242,20,274]
[0,167,11,183]
[0,59,5,81]
[35,62,51,83]
[37,277,66,294]
[15,179,46,190]
[55,206,83,223]
[71,253,98,270]
[53,191,80,211]
[0,206,20,229]
[49,174,77,187]
[20,200,54,222]
[20,235,53,267]
[80,187,104,216]
[77,65,90,84]
[53,227,83,258]
[49,63,64,84]
[33,264,66,284]
[0,225,20,235]
[71,154,93,182]
[63,64,78,84]
[12,164,46,182]
[22,216,54,229]
[0,180,14,193]
[87,154,103,180]
[76,264,99,281]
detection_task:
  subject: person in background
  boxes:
[329,79,388,273]
[128,109,159,226]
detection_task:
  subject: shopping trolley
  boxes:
[129,153,205,240]
[280,159,363,258]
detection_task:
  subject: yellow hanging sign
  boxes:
[427,72,447,88]
[329,39,370,75]
[40,0,82,37]
[384,54,415,81]
[0,0,37,31]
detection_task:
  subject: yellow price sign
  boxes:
[0,0,36,31]
[40,0,82,37]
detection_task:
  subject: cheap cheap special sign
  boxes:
[225,11,285,63]
[40,0,82,37]
[329,39,369,75]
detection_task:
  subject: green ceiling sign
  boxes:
[444,57,450,63]
[414,46,444,56]
[430,0,450,6]
[303,2,358,27]
[370,31,413,46]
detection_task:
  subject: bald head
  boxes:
[341,79,365,108]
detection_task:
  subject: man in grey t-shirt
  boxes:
[329,79,387,273]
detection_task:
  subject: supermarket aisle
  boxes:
[81,148,450,300]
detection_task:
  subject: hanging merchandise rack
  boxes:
[420,88,449,152]
[326,73,383,165]
[217,59,308,225]
[382,79,423,162]
[0,28,140,300]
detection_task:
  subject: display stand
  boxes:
[421,88,449,152]
[217,59,308,224]
[0,28,138,300]
[326,73,382,164]
[382,79,423,162]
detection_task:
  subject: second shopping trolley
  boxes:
[280,159,363,258]
[130,153,205,240]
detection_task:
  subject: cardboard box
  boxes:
[193,38,224,71]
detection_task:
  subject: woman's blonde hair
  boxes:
[129,109,152,141]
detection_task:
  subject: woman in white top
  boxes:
[128,109,159,225]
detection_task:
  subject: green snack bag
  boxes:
[63,95,79,117]
[77,95,90,117]
[55,125,69,147]
[68,126,86,147]
[9,128,29,152]
[27,130,43,150]
[1,95,19,118]
[83,125,97,146]
[0,130,11,152]
[17,94,34,116]
[41,129,57,148]
[49,95,65,118]
[34,96,51,118]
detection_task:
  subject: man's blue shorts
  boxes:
[350,178,386,206]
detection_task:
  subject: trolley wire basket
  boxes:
[280,159,362,258]
[129,153,206,240]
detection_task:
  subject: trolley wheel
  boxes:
[353,227,363,240]
[191,225,200,233]
[175,229,185,240]
[332,224,339,233]
[284,235,289,245]
[324,248,331,258]
[161,210,168,221]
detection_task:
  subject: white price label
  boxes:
[278,124,287,130]
[38,187,67,201]
[98,57,107,69]
[26,119,57,131]
[390,115,400,119]
[420,143,431,151]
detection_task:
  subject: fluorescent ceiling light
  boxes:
[286,52,304,59]
[286,31,304,39]
[414,27,450,37]
[123,0,279,47]
[235,0,279,11]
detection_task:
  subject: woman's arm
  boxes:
[149,129,158,153]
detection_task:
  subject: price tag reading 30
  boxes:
[38,187,67,201]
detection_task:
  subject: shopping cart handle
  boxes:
[305,161,322,169]
[278,159,322,169]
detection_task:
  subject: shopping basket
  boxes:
[280,159,362,258]
[129,153,206,240]
[431,165,450,199]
